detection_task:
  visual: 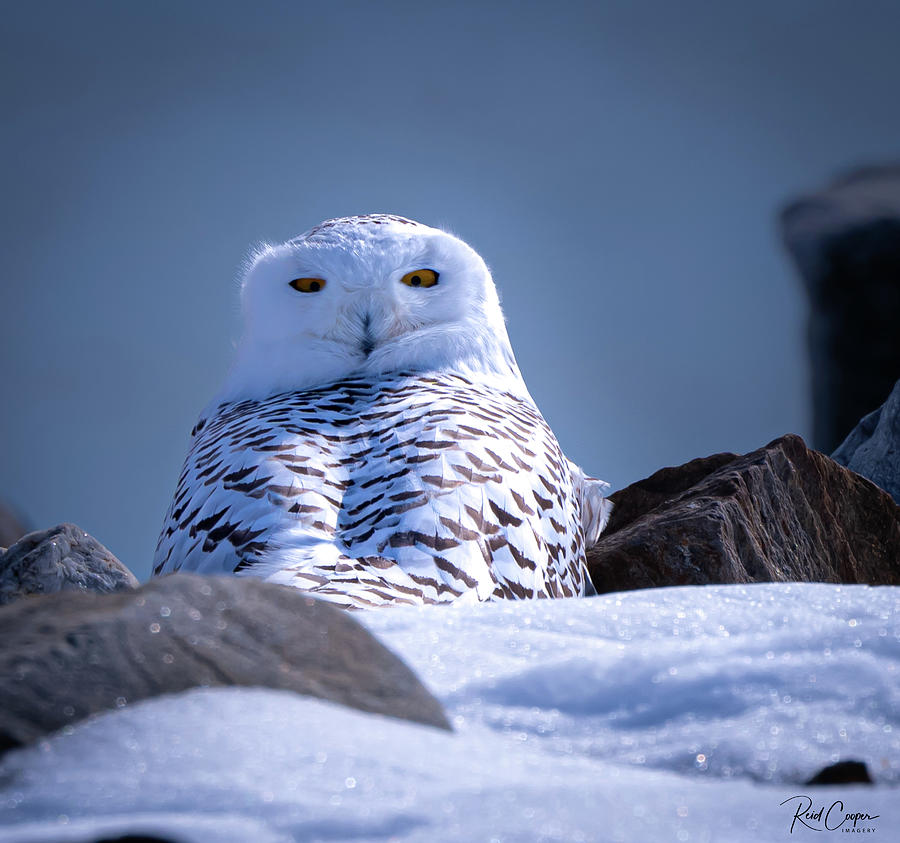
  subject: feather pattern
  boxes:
[154,371,594,609]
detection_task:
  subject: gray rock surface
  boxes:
[0,523,139,605]
[0,572,450,753]
[781,165,900,453]
[832,378,900,504]
[587,434,900,594]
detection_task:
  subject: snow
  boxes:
[0,583,897,842]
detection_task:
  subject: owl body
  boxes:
[154,215,610,607]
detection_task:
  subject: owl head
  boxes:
[214,215,525,404]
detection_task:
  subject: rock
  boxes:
[0,500,28,549]
[806,760,873,786]
[0,573,450,753]
[781,165,900,453]
[587,434,900,594]
[832,378,900,504]
[0,523,139,605]
[93,837,181,843]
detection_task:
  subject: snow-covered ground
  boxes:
[0,583,897,842]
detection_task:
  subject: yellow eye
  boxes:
[289,277,327,293]
[400,269,439,288]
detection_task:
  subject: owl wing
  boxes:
[569,461,613,547]
[281,379,593,602]
[153,398,350,578]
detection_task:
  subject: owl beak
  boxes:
[360,312,376,357]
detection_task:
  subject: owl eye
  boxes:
[289,277,327,293]
[400,269,439,288]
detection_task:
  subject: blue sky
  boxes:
[3,1,900,579]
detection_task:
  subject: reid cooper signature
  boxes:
[781,795,880,833]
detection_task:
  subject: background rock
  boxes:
[94,838,179,843]
[587,434,900,594]
[806,760,873,786]
[0,573,450,754]
[781,165,900,453]
[832,378,900,504]
[0,523,139,605]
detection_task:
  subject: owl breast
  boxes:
[154,372,588,608]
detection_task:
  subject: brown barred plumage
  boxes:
[154,372,607,609]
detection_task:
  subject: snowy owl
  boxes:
[154,214,611,608]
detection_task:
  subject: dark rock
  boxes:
[587,434,900,594]
[93,837,182,843]
[0,523,139,605]
[806,760,873,786]
[0,500,28,549]
[0,573,450,753]
[832,378,900,504]
[781,165,900,453]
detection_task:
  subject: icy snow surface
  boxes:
[0,583,897,842]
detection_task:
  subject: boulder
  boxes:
[587,434,900,594]
[0,523,139,605]
[781,165,900,453]
[832,378,900,504]
[0,573,450,753]
[93,838,180,843]
[806,760,873,786]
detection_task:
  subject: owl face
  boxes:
[217,215,524,403]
